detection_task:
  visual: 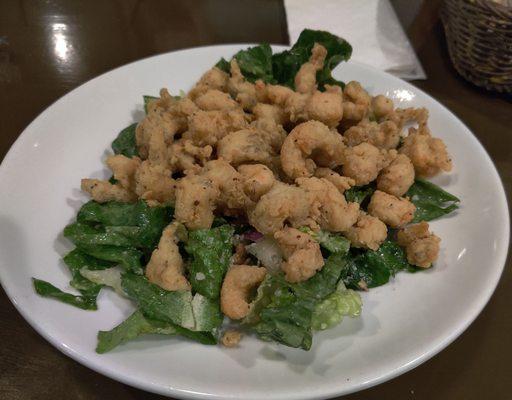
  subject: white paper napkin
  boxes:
[284,0,426,80]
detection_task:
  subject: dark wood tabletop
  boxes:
[1,1,511,399]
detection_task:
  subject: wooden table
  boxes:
[1,1,510,399]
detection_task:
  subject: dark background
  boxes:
[1,1,511,399]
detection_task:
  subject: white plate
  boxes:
[0,45,509,400]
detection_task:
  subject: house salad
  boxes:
[34,29,459,352]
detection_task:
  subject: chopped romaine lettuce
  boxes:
[312,281,362,330]
[248,252,350,350]
[233,44,274,83]
[344,185,375,204]
[111,123,138,158]
[342,240,416,289]
[272,29,352,90]
[80,266,124,296]
[32,278,98,310]
[77,200,173,251]
[215,29,352,90]
[63,249,114,298]
[78,245,143,274]
[120,273,222,342]
[121,273,194,328]
[299,228,350,255]
[407,179,460,222]
[64,222,136,247]
[191,293,224,332]
[96,310,177,353]
[185,225,234,299]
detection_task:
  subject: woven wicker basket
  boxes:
[441,0,512,93]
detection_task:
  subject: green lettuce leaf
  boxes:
[214,29,352,90]
[64,222,136,248]
[407,179,460,222]
[33,249,116,310]
[96,307,217,353]
[185,225,234,299]
[299,228,350,255]
[80,267,124,296]
[76,200,172,251]
[111,123,138,158]
[342,240,415,289]
[191,293,224,332]
[32,278,98,310]
[344,185,375,204]
[214,44,274,83]
[254,294,316,350]
[121,273,194,328]
[96,310,177,353]
[77,201,142,226]
[249,252,351,350]
[312,281,362,331]
[39,200,171,310]
[215,58,230,73]
[120,274,221,342]
[272,29,352,90]
[64,249,114,297]
[78,245,143,274]
[233,44,274,83]
[243,274,280,325]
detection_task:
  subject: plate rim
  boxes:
[0,43,509,400]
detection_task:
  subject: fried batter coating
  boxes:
[136,111,179,160]
[169,138,212,174]
[342,142,393,185]
[137,90,198,159]
[387,107,429,130]
[81,179,137,203]
[274,227,324,283]
[377,154,415,197]
[397,221,440,268]
[217,129,274,167]
[294,43,327,94]
[174,174,219,230]
[238,164,276,201]
[203,159,253,211]
[314,168,355,193]
[344,120,400,149]
[368,190,416,228]
[297,177,359,232]
[399,128,452,177]
[252,103,286,125]
[146,125,170,166]
[106,155,141,192]
[303,85,344,128]
[265,84,295,107]
[248,183,314,234]
[188,67,229,100]
[145,222,191,291]
[221,330,243,347]
[228,60,259,110]
[371,95,394,119]
[186,109,249,146]
[195,89,239,111]
[134,160,176,205]
[250,117,287,152]
[344,212,387,250]
[284,91,309,123]
[220,265,267,319]
[281,120,345,180]
[343,81,371,122]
